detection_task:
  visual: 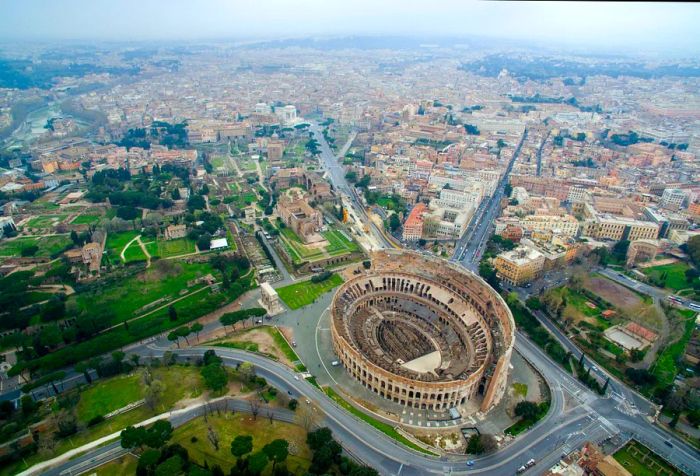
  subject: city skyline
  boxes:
[0,1,699,55]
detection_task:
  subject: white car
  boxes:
[293,375,299,380]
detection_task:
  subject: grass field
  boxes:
[0,235,72,257]
[642,262,696,291]
[123,242,148,263]
[75,373,143,423]
[94,455,138,476]
[25,214,68,228]
[72,261,217,324]
[322,229,359,255]
[613,440,681,476]
[105,230,140,256]
[277,274,344,310]
[71,214,102,225]
[1,366,203,476]
[158,237,196,257]
[170,413,312,474]
[324,387,436,455]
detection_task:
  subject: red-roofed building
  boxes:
[625,322,658,343]
[402,203,427,242]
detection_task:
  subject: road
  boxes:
[310,123,395,250]
[600,267,700,311]
[451,129,528,271]
[27,333,700,476]
[535,130,550,177]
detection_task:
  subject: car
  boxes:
[526,459,536,467]
[255,319,263,324]
[293,375,299,380]
[292,340,297,347]
[287,390,293,395]
[466,460,474,467]
[331,360,340,366]
[664,440,673,448]
[516,466,527,474]
[305,399,311,404]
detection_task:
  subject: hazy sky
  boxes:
[1,1,698,53]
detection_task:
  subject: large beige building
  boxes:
[493,247,545,286]
[276,191,323,243]
[331,250,514,413]
[581,215,659,241]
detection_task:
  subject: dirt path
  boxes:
[120,235,141,261]
[255,160,268,192]
[227,152,243,178]
[136,236,152,268]
[29,284,76,295]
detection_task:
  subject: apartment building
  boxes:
[581,215,659,241]
[493,247,545,286]
[402,203,427,242]
[660,188,688,210]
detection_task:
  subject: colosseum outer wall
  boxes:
[330,250,515,414]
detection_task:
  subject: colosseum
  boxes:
[330,250,515,413]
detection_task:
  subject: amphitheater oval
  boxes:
[330,250,515,413]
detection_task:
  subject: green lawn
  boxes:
[0,235,72,257]
[71,214,102,225]
[105,230,140,254]
[277,274,344,310]
[158,237,196,257]
[72,261,218,324]
[279,227,324,261]
[25,214,68,228]
[322,229,359,255]
[642,262,696,291]
[1,366,203,476]
[76,373,143,423]
[94,455,138,476]
[123,242,148,263]
[613,440,681,476]
[170,413,312,475]
[324,387,436,455]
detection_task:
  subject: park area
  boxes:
[613,440,681,476]
[277,274,344,310]
[642,262,699,292]
[71,260,218,324]
[170,413,312,475]
[0,234,72,258]
[24,213,68,229]
[1,366,203,476]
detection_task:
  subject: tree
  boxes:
[144,380,164,411]
[175,326,191,345]
[238,362,255,382]
[288,398,298,411]
[263,439,289,470]
[296,403,322,432]
[247,451,269,476]
[75,362,93,384]
[207,425,220,451]
[307,427,333,451]
[480,434,498,454]
[504,183,513,197]
[250,399,260,420]
[201,363,228,392]
[171,188,181,200]
[167,331,180,348]
[191,322,204,342]
[466,434,485,454]
[231,435,253,458]
[168,305,178,322]
[514,401,539,420]
[388,214,401,232]
[155,455,184,476]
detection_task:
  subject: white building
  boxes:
[660,188,688,210]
